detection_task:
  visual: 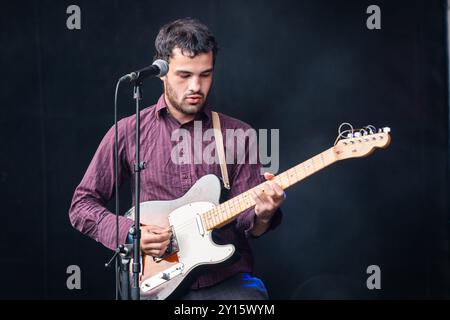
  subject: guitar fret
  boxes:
[219,207,224,224]
[208,210,214,227]
[221,205,228,223]
[224,204,230,221]
[223,202,230,222]
[244,192,251,207]
[211,210,217,226]
[237,195,243,212]
[223,201,230,220]
[227,202,232,217]
[224,205,229,223]
[284,172,290,187]
[315,155,323,170]
[294,167,300,181]
[282,173,288,188]
[288,168,296,184]
[219,206,226,224]
[206,212,212,229]
[214,207,221,226]
[288,168,296,185]
[244,193,249,207]
[301,162,307,177]
[303,162,309,176]
[293,165,300,181]
[308,160,313,174]
[208,212,213,229]
[235,196,240,213]
[229,200,236,217]
[220,206,225,223]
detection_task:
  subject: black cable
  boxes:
[114,79,121,300]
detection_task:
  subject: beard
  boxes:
[165,80,206,115]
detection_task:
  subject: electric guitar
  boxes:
[124,126,392,300]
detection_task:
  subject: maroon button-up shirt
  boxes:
[69,94,282,289]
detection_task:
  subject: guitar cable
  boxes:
[114,79,121,300]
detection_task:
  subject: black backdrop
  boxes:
[0,0,448,299]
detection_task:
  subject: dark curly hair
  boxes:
[154,18,219,64]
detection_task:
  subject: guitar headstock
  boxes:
[333,125,391,160]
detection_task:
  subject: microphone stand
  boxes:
[107,80,144,300]
[105,79,142,300]
[106,65,166,300]
[130,80,143,300]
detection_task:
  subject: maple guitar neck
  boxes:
[202,147,336,231]
[202,126,392,231]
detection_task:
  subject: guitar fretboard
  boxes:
[202,147,337,230]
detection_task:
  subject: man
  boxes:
[69,18,284,300]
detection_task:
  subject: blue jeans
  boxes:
[179,273,269,300]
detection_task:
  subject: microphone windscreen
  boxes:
[152,59,169,77]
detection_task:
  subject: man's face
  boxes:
[162,47,214,116]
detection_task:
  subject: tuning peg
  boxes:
[346,133,353,138]
[382,127,391,133]
[354,132,361,138]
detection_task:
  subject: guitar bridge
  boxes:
[141,262,185,292]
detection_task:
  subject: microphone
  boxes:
[120,59,169,83]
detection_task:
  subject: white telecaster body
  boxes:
[125,174,234,300]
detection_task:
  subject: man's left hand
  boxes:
[250,172,285,223]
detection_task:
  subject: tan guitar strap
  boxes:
[211,111,231,190]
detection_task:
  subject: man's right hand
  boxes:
[140,225,172,257]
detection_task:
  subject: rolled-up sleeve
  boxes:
[68,121,135,250]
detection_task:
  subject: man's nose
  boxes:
[188,76,201,93]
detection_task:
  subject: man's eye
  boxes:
[201,73,211,77]
[180,74,190,78]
